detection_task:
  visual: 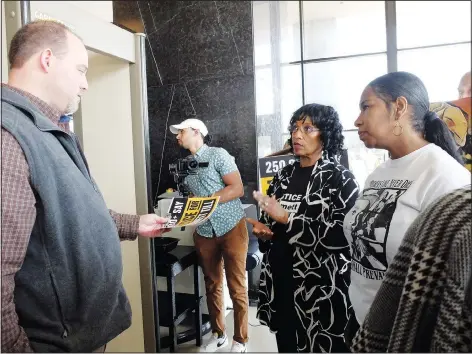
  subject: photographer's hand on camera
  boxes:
[169,156,210,197]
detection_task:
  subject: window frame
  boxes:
[253,0,471,168]
[254,0,471,109]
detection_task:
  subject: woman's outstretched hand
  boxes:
[246,218,274,241]
[252,191,289,225]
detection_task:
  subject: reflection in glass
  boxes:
[254,2,303,157]
[304,54,388,130]
[280,64,303,129]
[255,64,303,156]
[258,135,273,158]
[398,43,472,102]
[255,68,274,116]
[253,1,271,66]
[278,1,301,64]
[303,1,386,60]
[396,1,471,49]
[253,1,301,66]
[344,131,388,191]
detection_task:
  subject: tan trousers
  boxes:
[194,218,249,344]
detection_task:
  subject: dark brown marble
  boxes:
[113,1,256,203]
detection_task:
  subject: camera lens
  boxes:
[188,160,198,169]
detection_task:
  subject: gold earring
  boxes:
[393,121,403,136]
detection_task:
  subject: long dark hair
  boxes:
[288,103,344,157]
[369,71,463,164]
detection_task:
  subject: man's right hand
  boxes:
[246,218,274,241]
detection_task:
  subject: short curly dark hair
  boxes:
[288,103,344,157]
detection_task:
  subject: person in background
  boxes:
[247,103,359,353]
[458,71,471,99]
[265,138,292,157]
[169,119,249,353]
[282,138,290,150]
[1,21,169,353]
[429,96,472,171]
[351,186,471,353]
[343,71,471,344]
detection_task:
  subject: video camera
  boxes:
[169,156,209,196]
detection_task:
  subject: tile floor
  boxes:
[174,306,278,353]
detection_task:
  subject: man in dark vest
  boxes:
[1,20,169,352]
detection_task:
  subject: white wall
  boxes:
[68,1,113,22]
[2,1,8,83]
[79,52,144,352]
[29,2,134,63]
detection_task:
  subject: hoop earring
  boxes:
[393,121,403,136]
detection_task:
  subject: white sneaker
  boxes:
[201,332,229,352]
[230,340,247,353]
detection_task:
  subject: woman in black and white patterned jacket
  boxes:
[247,103,359,353]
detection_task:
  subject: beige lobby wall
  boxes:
[79,52,144,352]
[2,1,8,83]
[67,1,113,22]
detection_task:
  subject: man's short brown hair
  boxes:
[8,20,73,69]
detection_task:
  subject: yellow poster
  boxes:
[163,196,220,228]
[258,156,296,195]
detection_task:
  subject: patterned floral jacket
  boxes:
[257,152,359,352]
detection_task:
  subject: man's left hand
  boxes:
[138,214,171,237]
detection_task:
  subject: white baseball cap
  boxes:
[169,119,209,137]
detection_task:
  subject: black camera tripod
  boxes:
[172,173,193,197]
[169,157,209,197]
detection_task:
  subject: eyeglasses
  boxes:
[288,125,320,135]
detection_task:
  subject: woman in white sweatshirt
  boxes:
[343,71,470,342]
